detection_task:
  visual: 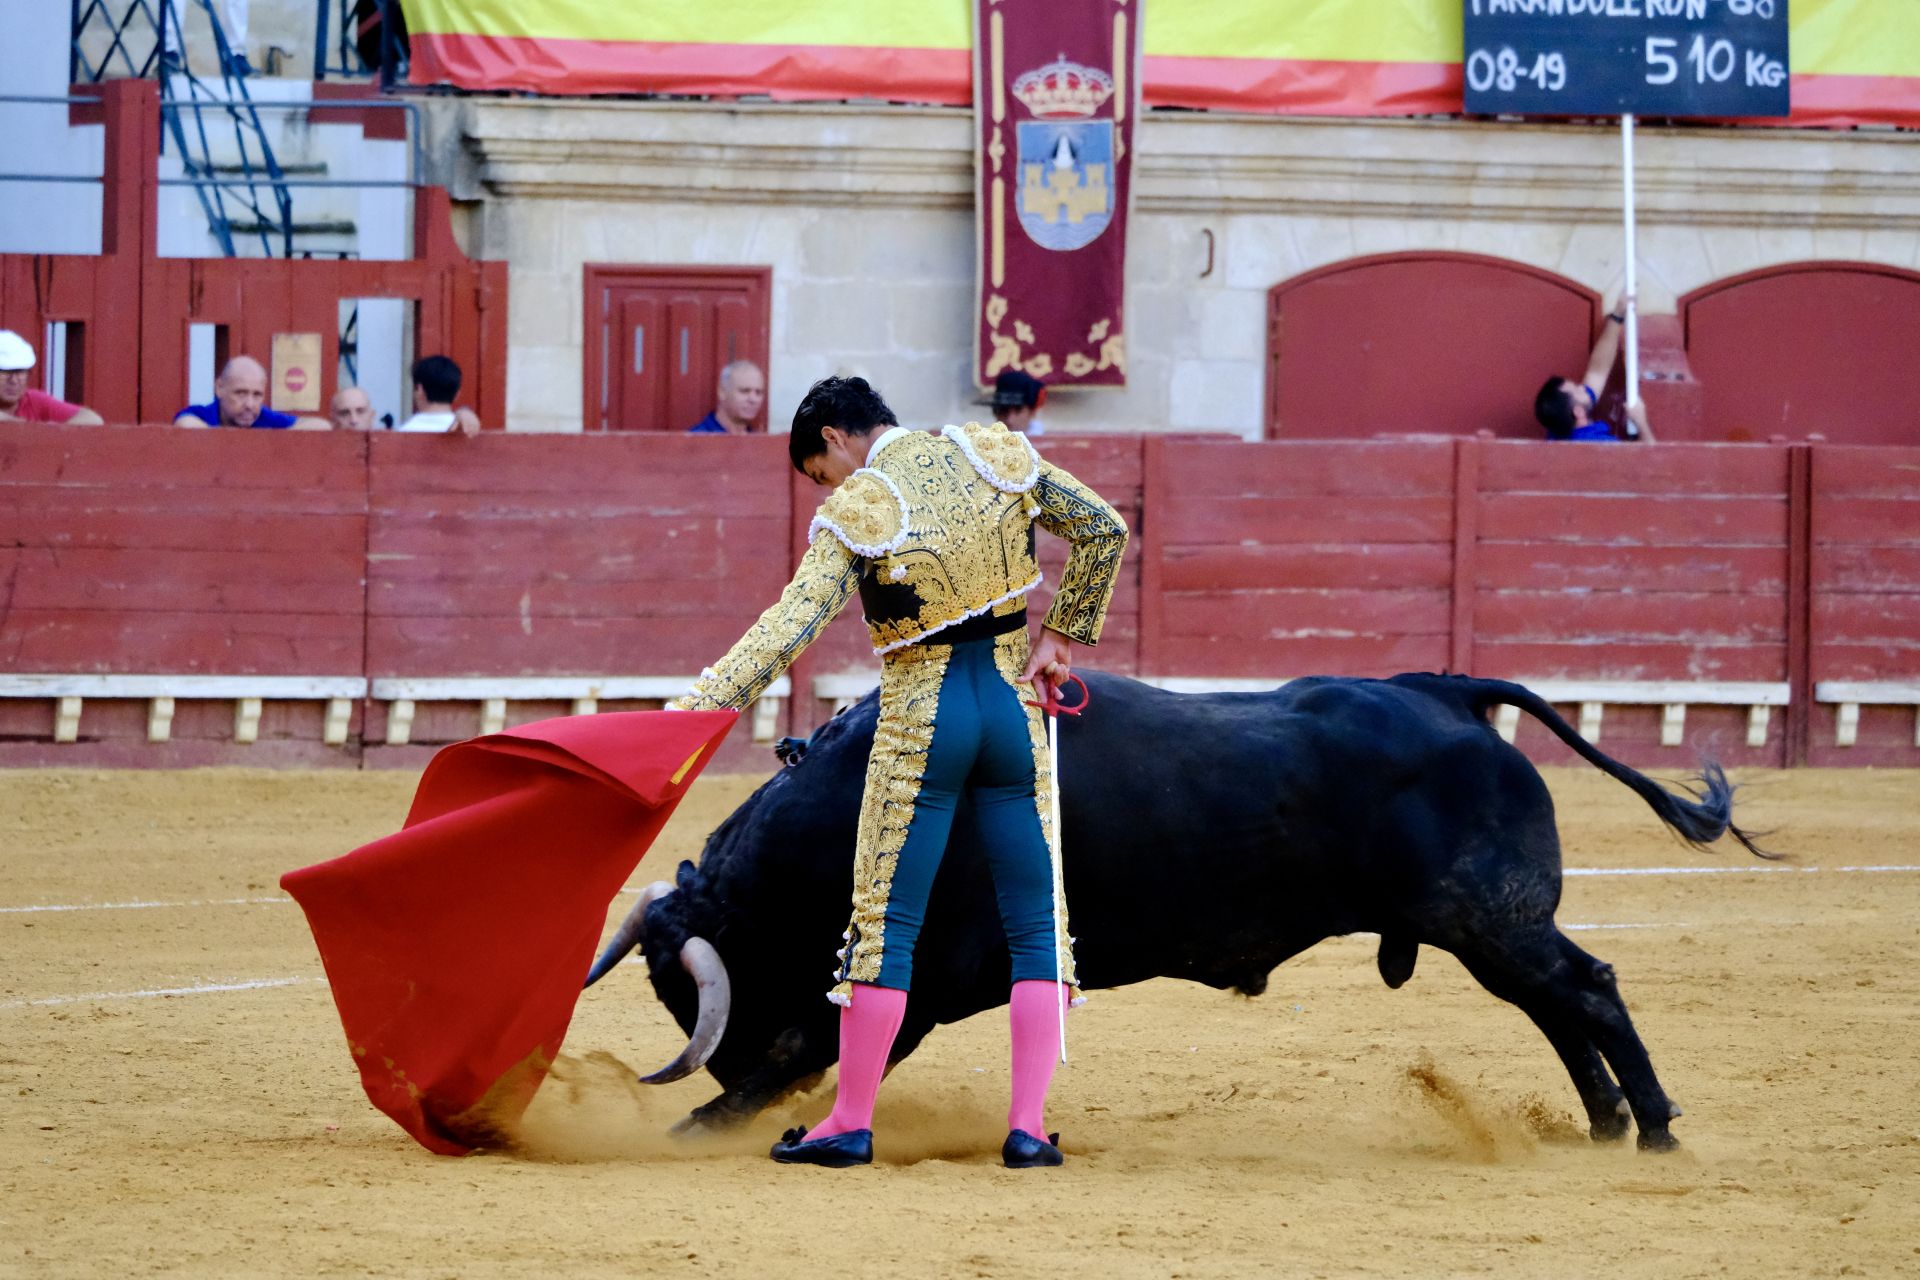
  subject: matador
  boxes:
[672,375,1128,1169]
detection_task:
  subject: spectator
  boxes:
[981,369,1046,436]
[329,385,377,431]
[174,356,327,430]
[687,360,765,434]
[0,330,104,424]
[396,355,480,435]
[1534,293,1655,443]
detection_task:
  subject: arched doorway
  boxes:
[1681,262,1920,445]
[1266,252,1601,440]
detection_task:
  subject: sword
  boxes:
[1027,670,1088,1065]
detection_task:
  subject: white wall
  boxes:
[0,3,105,256]
[444,99,1920,437]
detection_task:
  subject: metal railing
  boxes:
[314,0,406,90]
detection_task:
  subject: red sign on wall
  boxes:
[972,0,1139,391]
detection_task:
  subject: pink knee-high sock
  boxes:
[807,983,908,1140]
[1008,979,1063,1138]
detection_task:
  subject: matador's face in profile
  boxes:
[802,425,867,489]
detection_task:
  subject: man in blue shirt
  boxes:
[173,356,325,430]
[687,360,765,434]
[1534,294,1655,443]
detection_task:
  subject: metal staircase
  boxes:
[71,0,296,257]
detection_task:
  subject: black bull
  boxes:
[588,672,1765,1152]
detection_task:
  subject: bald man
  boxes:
[174,357,327,429]
[330,386,376,430]
[687,359,765,434]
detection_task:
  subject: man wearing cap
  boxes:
[0,330,104,424]
[982,369,1046,436]
[173,356,328,430]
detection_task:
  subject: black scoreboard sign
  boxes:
[1463,0,1790,119]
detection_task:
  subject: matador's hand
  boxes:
[1021,627,1074,706]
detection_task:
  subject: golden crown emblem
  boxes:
[1011,56,1114,119]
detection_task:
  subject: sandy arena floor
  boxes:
[2,763,1917,1278]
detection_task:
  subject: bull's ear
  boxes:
[676,859,699,889]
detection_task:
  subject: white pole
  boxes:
[1047,712,1068,1064]
[1621,113,1641,407]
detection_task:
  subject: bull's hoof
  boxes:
[1589,1114,1631,1143]
[1636,1128,1681,1153]
[770,1125,872,1168]
[1002,1130,1064,1169]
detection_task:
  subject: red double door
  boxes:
[585,266,771,432]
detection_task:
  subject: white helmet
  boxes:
[0,330,35,371]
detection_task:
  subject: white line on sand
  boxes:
[0,896,291,914]
[0,976,325,1009]
[1565,865,1920,877]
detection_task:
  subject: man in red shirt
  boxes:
[0,330,103,424]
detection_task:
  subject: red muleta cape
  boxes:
[281,709,738,1154]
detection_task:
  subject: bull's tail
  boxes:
[1437,676,1773,859]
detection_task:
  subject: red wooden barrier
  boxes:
[362,434,792,768]
[2,426,1917,771]
[1150,440,1456,676]
[1806,446,1920,766]
[0,423,368,766]
[1470,442,1793,767]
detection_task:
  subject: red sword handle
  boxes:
[1024,671,1090,717]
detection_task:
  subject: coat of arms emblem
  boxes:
[1013,56,1115,252]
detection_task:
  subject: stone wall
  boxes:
[432,99,1920,437]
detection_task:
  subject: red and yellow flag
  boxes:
[400,0,1920,127]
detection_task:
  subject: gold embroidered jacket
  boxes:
[678,422,1128,712]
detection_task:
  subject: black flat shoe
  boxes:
[770,1125,873,1168]
[1002,1129,1064,1168]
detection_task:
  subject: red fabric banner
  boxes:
[281,708,737,1154]
[973,0,1140,391]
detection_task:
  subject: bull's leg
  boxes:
[1549,933,1684,1152]
[1519,1006,1631,1142]
[1450,946,1630,1143]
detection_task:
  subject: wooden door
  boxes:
[585,266,771,432]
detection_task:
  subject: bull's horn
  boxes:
[583,880,676,989]
[638,936,731,1085]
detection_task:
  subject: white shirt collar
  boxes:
[864,425,912,464]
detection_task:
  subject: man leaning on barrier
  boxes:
[0,330,104,425]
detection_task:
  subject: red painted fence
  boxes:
[2,425,1917,770]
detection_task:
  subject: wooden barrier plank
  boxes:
[1478,494,1787,545]
[0,611,364,674]
[1162,544,1452,592]
[1812,594,1920,638]
[1474,591,1786,644]
[1811,644,1920,682]
[368,434,792,496]
[1480,442,1789,495]
[1166,441,1455,497]
[1163,588,1450,638]
[370,517,789,585]
[0,504,366,555]
[1472,641,1786,683]
[1164,496,1454,546]
[0,424,367,490]
[364,615,763,677]
[1806,446,1920,499]
[1159,632,1448,677]
[1812,545,1920,593]
[1812,497,1920,547]
[1474,543,1788,594]
[3,547,366,615]
[368,579,797,621]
